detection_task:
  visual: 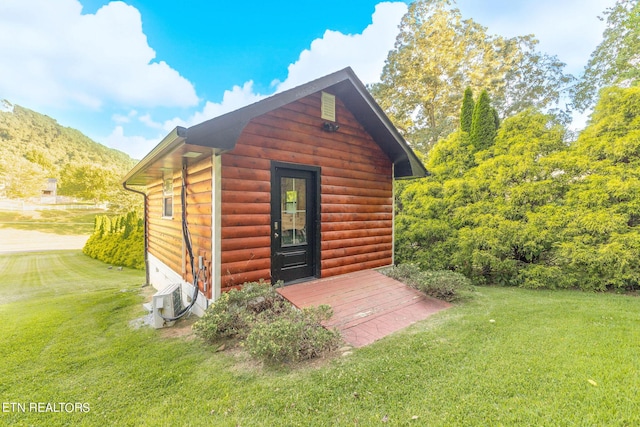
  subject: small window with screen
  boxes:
[162,177,173,218]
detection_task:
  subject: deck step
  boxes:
[278,270,451,347]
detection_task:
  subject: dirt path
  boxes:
[0,228,89,253]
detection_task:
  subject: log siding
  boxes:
[124,68,427,306]
[146,156,213,298]
[147,175,182,276]
[220,92,393,290]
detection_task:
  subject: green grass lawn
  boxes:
[0,210,98,235]
[1,250,639,426]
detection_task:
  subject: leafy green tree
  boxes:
[425,130,475,179]
[397,108,569,285]
[59,164,108,201]
[371,0,573,152]
[469,90,496,151]
[57,162,140,211]
[572,0,640,111]
[571,86,640,165]
[557,86,640,289]
[24,149,54,174]
[460,87,474,132]
[3,156,48,198]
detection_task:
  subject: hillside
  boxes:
[0,99,137,205]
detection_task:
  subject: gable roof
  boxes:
[123,67,427,187]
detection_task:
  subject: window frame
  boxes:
[162,177,174,219]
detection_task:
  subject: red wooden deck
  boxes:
[277,269,451,347]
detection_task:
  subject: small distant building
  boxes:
[41,178,57,203]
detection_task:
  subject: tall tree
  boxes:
[58,163,117,202]
[371,0,573,152]
[572,0,640,111]
[470,90,497,151]
[460,87,474,132]
[3,156,48,198]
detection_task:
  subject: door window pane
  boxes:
[281,177,306,245]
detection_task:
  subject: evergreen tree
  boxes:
[94,215,103,235]
[83,210,145,269]
[492,108,500,130]
[460,87,474,133]
[470,90,497,150]
[123,211,135,239]
[102,216,111,236]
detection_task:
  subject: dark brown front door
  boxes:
[271,163,320,284]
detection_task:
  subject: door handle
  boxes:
[274,232,279,238]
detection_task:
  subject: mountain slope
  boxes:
[0,100,137,203]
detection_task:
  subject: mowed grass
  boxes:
[1,251,639,426]
[0,210,98,235]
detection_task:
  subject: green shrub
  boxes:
[396,88,640,292]
[418,270,474,301]
[246,305,340,363]
[382,264,474,302]
[193,282,341,363]
[83,210,144,269]
[381,263,423,286]
[192,281,279,342]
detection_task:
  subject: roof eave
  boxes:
[122,127,194,187]
[332,70,428,179]
[123,67,428,186]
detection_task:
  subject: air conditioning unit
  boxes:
[151,283,183,329]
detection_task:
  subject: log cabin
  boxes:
[122,67,426,316]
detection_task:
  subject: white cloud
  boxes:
[160,81,268,131]
[103,126,160,160]
[108,81,269,157]
[275,2,407,91]
[152,1,407,137]
[112,110,138,124]
[0,0,198,110]
[139,113,165,130]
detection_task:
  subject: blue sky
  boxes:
[0,0,615,159]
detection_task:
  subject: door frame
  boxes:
[270,161,321,284]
